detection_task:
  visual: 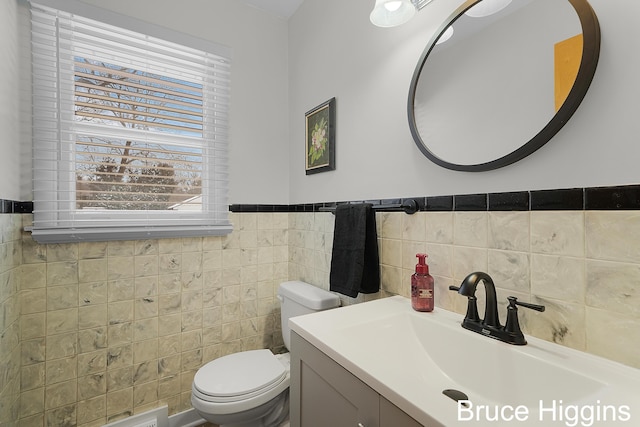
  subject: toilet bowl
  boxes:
[192,350,290,427]
[191,281,340,427]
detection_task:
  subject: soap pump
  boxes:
[411,253,434,312]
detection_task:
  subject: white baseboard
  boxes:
[168,408,206,427]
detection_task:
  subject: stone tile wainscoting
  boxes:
[3,189,640,426]
[17,212,289,427]
[289,209,640,369]
[0,215,23,426]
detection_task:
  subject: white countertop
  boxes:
[290,296,640,426]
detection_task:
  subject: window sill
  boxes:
[27,224,233,244]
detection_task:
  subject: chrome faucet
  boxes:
[449,272,545,345]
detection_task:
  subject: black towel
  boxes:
[329,203,380,298]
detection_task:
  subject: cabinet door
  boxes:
[290,331,379,427]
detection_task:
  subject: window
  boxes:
[30,1,232,243]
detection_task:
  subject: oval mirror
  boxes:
[408,0,600,171]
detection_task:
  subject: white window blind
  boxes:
[30,2,232,243]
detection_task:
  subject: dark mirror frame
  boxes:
[407,0,601,172]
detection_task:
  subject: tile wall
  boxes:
[5,208,640,426]
[288,210,640,369]
[0,215,22,426]
[17,212,289,427]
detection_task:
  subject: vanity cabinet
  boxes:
[290,331,423,427]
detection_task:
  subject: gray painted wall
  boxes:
[288,0,640,203]
[4,0,638,205]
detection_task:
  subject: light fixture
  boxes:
[370,0,416,27]
[370,0,435,28]
[435,25,454,44]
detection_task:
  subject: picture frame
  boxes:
[305,97,335,175]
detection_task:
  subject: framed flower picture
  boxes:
[305,97,335,175]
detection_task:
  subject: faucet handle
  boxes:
[449,286,481,322]
[508,296,545,312]
[504,297,545,344]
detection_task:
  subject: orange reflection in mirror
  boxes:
[555,34,583,111]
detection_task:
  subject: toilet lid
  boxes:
[194,349,287,398]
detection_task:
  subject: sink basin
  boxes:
[290,296,640,426]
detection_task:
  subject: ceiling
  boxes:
[240,0,305,19]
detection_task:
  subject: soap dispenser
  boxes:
[411,253,434,312]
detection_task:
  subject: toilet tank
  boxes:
[277,281,340,350]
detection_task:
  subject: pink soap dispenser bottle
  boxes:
[411,253,434,312]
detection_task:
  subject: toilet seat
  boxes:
[193,349,287,403]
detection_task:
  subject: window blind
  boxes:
[30,2,232,243]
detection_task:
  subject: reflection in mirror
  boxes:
[465,0,512,18]
[408,0,600,171]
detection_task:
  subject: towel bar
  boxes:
[318,199,419,215]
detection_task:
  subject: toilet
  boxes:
[191,281,341,427]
